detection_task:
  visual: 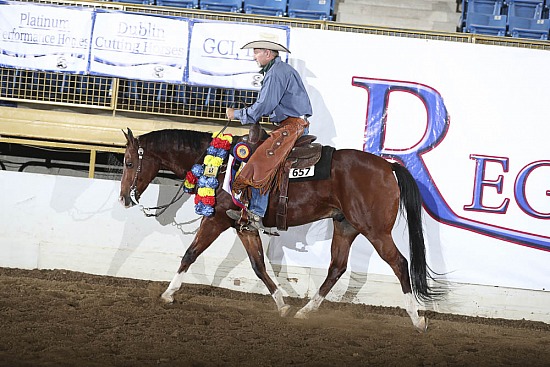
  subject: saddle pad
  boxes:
[289,145,335,183]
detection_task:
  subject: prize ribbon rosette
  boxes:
[183,132,233,216]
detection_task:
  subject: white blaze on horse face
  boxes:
[119,156,135,207]
[121,146,145,207]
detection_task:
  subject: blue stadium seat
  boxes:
[287,0,333,20]
[156,0,199,8]
[506,0,544,18]
[466,0,504,15]
[460,0,504,29]
[508,16,550,39]
[199,0,243,12]
[116,0,153,5]
[464,13,507,35]
[243,0,286,16]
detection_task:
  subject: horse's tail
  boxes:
[391,162,443,302]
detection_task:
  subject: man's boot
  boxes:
[226,209,266,231]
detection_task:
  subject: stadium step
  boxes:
[335,0,461,32]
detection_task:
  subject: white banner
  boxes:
[0,1,93,73]
[89,10,188,83]
[187,20,289,89]
[277,27,550,292]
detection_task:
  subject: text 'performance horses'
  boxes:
[119,128,442,332]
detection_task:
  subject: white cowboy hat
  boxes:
[241,40,291,53]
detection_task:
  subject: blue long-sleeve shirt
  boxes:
[234,56,313,125]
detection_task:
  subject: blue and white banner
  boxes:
[89,10,189,83]
[0,2,291,85]
[0,1,93,73]
[187,20,290,90]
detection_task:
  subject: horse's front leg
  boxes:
[161,215,231,303]
[237,230,292,317]
[295,218,358,319]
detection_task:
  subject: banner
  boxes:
[89,10,189,83]
[269,27,550,293]
[0,3,291,85]
[0,1,93,73]
[187,20,289,89]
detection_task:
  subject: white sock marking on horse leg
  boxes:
[272,289,285,309]
[272,289,291,317]
[295,291,325,319]
[404,292,427,332]
[160,272,185,303]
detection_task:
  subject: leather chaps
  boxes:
[231,117,309,200]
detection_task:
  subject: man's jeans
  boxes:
[249,188,269,217]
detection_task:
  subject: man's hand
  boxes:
[226,108,235,120]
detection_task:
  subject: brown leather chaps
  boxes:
[232,117,309,200]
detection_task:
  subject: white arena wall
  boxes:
[1,169,549,323]
[1,18,550,323]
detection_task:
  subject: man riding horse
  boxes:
[225,39,312,232]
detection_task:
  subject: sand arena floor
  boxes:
[1,267,550,367]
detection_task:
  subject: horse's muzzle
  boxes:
[119,195,136,208]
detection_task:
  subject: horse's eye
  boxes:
[125,161,133,168]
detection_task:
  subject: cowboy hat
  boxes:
[241,40,291,53]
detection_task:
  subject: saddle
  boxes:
[233,123,324,231]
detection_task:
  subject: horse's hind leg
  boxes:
[161,216,231,303]
[237,230,292,317]
[295,218,359,319]
[366,232,427,332]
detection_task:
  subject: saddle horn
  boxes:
[248,123,262,145]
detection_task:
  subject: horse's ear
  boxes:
[122,128,134,144]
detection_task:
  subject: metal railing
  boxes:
[0,136,124,179]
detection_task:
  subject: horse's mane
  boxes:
[139,129,211,153]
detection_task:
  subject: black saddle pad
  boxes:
[288,145,335,183]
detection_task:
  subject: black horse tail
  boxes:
[392,162,443,303]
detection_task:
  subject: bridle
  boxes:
[129,146,144,206]
[128,142,188,217]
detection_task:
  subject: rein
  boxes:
[134,121,232,218]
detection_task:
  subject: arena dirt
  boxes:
[1,267,549,367]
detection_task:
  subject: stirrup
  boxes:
[226,209,279,236]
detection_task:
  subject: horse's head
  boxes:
[119,128,160,208]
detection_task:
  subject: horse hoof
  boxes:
[414,316,428,333]
[160,293,174,304]
[294,309,309,319]
[279,304,291,317]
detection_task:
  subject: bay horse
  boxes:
[119,127,442,332]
